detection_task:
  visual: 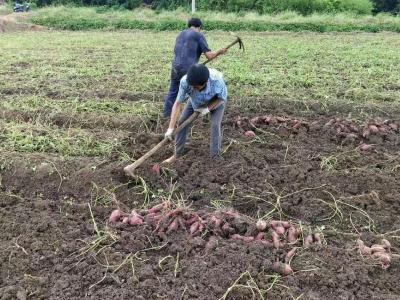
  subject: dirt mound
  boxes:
[0,12,44,33]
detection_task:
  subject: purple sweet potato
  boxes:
[359,143,373,151]
[129,214,143,226]
[210,215,222,228]
[370,245,386,253]
[304,234,314,247]
[242,236,255,242]
[272,262,293,276]
[270,220,285,235]
[261,240,273,247]
[230,234,242,240]
[285,248,297,262]
[357,239,372,256]
[255,232,265,240]
[274,226,285,235]
[287,226,299,243]
[166,218,179,233]
[148,203,165,214]
[369,125,379,134]
[185,214,199,225]
[271,231,281,249]
[109,209,123,223]
[244,130,256,139]
[190,222,200,235]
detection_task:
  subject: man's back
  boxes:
[172,29,210,73]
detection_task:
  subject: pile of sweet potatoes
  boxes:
[109,203,323,275]
[357,239,392,269]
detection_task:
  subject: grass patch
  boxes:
[1,30,399,108]
[29,6,400,32]
[0,95,159,116]
[0,120,124,156]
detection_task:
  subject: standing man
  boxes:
[163,18,227,118]
[163,64,227,163]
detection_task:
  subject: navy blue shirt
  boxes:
[172,29,211,74]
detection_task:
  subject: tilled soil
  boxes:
[1,106,399,299]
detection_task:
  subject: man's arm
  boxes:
[210,78,228,108]
[198,33,227,61]
[204,48,227,60]
[165,79,189,139]
[168,101,183,130]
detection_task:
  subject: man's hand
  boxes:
[165,128,174,141]
[195,98,222,116]
[208,98,222,111]
[205,48,227,60]
[196,107,210,116]
[218,48,227,55]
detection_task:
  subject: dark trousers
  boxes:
[163,67,186,118]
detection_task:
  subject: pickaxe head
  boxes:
[237,36,244,51]
[230,32,244,51]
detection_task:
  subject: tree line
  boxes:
[24,0,400,15]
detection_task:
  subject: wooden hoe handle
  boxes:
[124,112,200,177]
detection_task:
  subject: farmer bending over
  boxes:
[163,18,227,118]
[163,64,227,164]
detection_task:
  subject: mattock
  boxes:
[203,33,244,65]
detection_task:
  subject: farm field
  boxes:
[0,29,400,299]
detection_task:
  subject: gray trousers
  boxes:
[175,101,225,157]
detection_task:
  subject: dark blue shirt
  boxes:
[172,29,211,74]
